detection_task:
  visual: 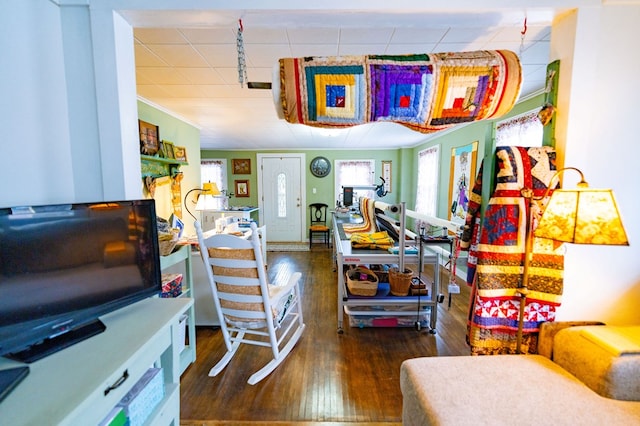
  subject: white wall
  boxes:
[552,6,640,325]
[1,1,76,206]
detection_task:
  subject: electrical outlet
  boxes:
[448,284,460,294]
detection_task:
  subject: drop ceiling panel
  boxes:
[130,7,566,150]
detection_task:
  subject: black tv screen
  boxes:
[0,199,161,362]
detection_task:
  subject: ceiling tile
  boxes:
[287,28,340,44]
[179,28,236,44]
[193,44,239,67]
[134,45,168,67]
[242,28,289,44]
[390,28,449,44]
[137,67,190,85]
[340,28,394,44]
[338,44,388,56]
[134,28,187,44]
[290,44,339,57]
[244,44,291,67]
[146,44,210,67]
[177,68,226,85]
[384,43,438,55]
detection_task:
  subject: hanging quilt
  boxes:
[460,146,564,355]
[277,50,521,133]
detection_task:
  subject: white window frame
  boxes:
[495,109,543,147]
[200,159,228,210]
[334,159,376,206]
[415,145,440,222]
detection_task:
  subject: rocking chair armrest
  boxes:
[269,271,302,304]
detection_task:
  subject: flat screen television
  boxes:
[0,199,161,363]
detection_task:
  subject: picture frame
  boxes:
[381,160,392,193]
[173,145,187,162]
[448,141,478,226]
[162,141,175,159]
[139,120,160,155]
[234,179,250,197]
[232,158,251,174]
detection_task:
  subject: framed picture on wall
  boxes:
[382,160,392,193]
[139,120,160,155]
[162,141,175,159]
[448,141,478,226]
[173,145,187,162]
[235,179,249,197]
[232,158,251,174]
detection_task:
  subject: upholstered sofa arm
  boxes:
[537,320,605,359]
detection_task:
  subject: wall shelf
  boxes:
[141,154,188,178]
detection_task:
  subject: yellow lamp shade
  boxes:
[195,182,222,211]
[202,182,221,196]
[534,187,629,245]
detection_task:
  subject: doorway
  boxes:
[257,154,306,242]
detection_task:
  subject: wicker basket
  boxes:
[369,264,390,283]
[346,267,379,296]
[389,267,413,296]
[158,229,180,256]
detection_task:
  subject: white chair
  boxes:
[195,221,305,385]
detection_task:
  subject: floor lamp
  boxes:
[516,167,629,354]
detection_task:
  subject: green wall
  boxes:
[201,149,405,210]
[137,101,201,235]
[201,93,546,230]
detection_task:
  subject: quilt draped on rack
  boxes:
[277,50,521,133]
[460,146,564,355]
[342,198,377,236]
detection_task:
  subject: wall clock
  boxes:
[310,156,331,178]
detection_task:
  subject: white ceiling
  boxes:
[126,7,567,150]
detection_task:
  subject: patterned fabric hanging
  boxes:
[460,146,564,355]
[277,50,521,133]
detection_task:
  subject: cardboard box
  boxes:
[160,273,183,298]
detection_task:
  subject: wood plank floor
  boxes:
[179,246,471,424]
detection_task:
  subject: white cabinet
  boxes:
[0,298,192,425]
[190,250,220,326]
[160,245,197,374]
[200,208,259,231]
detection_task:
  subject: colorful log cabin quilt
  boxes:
[460,146,564,355]
[277,50,521,133]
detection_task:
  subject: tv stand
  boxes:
[0,298,192,425]
[8,319,106,364]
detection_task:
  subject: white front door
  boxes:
[257,154,305,242]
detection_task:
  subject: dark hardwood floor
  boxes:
[179,246,471,424]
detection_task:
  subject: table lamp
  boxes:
[184,182,222,221]
[516,167,628,353]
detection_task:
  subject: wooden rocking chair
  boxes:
[195,221,305,385]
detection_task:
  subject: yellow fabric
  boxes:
[580,326,640,356]
[350,230,394,250]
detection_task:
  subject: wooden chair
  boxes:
[195,221,305,385]
[309,203,330,248]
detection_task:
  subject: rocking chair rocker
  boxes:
[195,221,305,385]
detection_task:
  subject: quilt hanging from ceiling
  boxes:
[276,50,521,133]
